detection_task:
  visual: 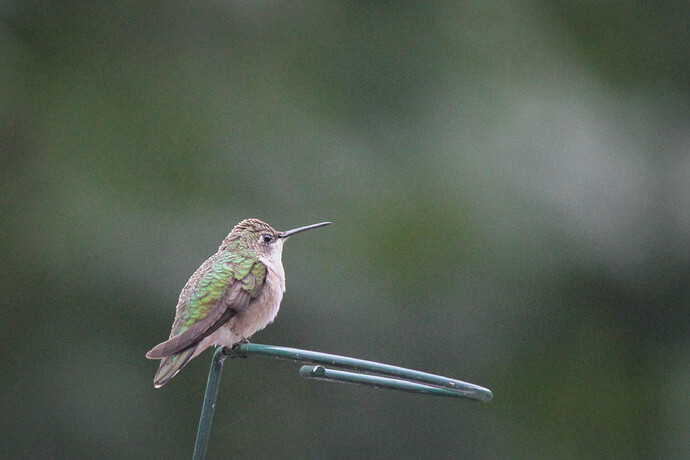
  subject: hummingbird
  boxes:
[146,218,331,388]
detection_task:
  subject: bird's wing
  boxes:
[146,256,267,359]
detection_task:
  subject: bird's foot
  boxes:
[228,338,250,358]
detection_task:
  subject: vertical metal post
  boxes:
[192,347,228,460]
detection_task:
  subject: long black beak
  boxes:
[280,222,332,238]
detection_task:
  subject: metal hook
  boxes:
[193,343,492,459]
[229,343,492,400]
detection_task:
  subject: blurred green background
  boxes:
[1,1,689,459]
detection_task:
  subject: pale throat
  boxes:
[259,241,286,292]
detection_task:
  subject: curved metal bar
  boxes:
[299,365,476,398]
[193,343,492,459]
[229,343,493,402]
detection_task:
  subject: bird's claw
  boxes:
[226,338,250,358]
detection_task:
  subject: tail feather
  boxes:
[153,347,197,388]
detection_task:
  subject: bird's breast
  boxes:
[229,260,285,339]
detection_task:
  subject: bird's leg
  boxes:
[226,338,250,358]
[232,337,250,347]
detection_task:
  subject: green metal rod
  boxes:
[230,343,493,402]
[192,347,228,460]
[193,343,493,459]
[299,365,475,398]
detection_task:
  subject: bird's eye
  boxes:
[262,234,274,243]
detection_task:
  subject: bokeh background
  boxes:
[2,2,689,459]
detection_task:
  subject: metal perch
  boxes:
[193,343,493,460]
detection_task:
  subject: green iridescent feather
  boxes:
[172,252,266,336]
[151,252,267,387]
